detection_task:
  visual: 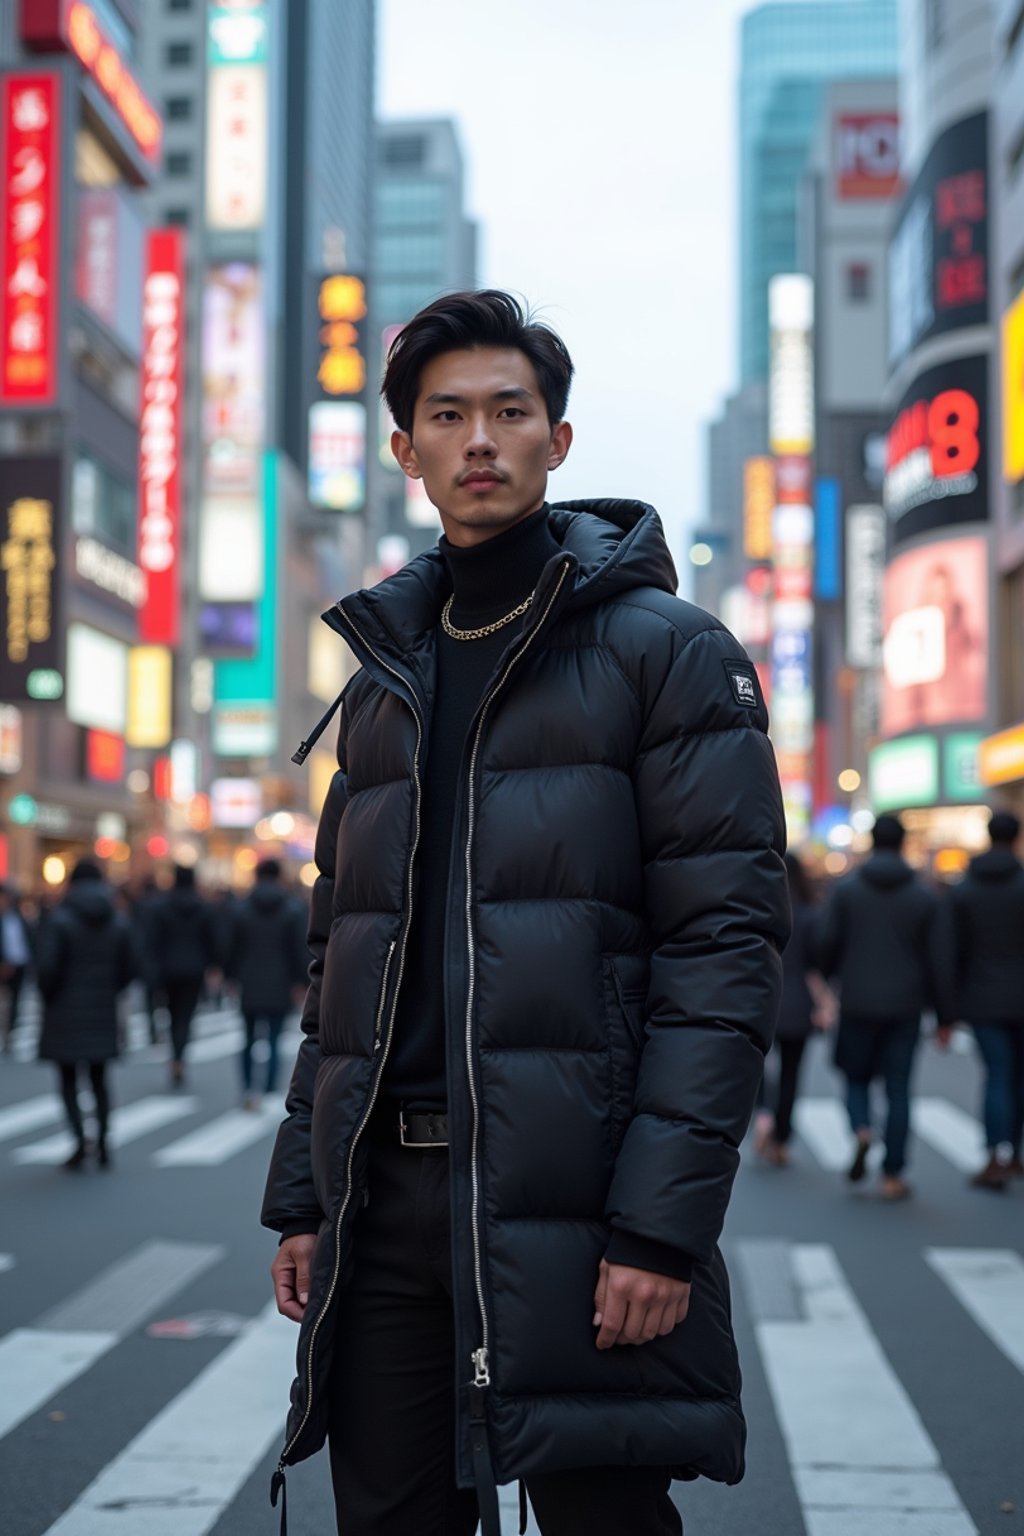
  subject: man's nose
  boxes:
[465,414,497,456]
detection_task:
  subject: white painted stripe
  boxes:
[153,1096,286,1166]
[793,1098,858,1171]
[752,1243,977,1535]
[41,1302,296,1536]
[0,1095,63,1144]
[13,1096,199,1164]
[0,1329,116,1442]
[0,1254,14,1273]
[915,1098,983,1174]
[926,1249,1024,1374]
[181,1028,243,1063]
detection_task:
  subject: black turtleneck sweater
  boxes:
[384,505,562,1107]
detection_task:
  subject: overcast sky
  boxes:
[379,0,755,582]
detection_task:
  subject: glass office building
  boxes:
[739,0,899,384]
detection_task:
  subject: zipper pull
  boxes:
[270,1463,288,1536]
[468,1349,500,1535]
[472,1346,490,1388]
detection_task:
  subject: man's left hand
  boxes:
[593,1259,690,1349]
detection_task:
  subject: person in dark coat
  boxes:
[228,859,307,1109]
[816,814,949,1200]
[150,865,219,1088]
[36,859,137,1169]
[130,876,165,1044]
[944,810,1024,1190]
[0,883,34,1051]
[261,291,789,1536]
[753,852,835,1166]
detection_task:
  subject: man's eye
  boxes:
[499,407,524,418]
[435,410,459,421]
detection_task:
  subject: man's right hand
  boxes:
[272,1234,317,1323]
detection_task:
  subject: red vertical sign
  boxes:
[138,229,184,646]
[0,72,61,406]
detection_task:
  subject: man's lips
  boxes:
[460,471,503,487]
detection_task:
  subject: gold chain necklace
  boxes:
[441,591,534,641]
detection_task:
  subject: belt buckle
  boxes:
[399,1111,447,1149]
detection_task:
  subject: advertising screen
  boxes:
[881,535,987,737]
[1,72,61,407]
[835,113,900,200]
[0,455,63,701]
[888,112,988,370]
[884,354,987,544]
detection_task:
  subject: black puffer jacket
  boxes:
[815,851,947,1021]
[152,888,219,985]
[37,883,137,1062]
[262,501,788,1492]
[945,848,1024,1022]
[229,883,308,1015]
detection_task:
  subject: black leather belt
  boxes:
[399,1108,449,1148]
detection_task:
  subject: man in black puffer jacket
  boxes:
[943,811,1024,1189]
[262,291,789,1536]
[816,814,949,1200]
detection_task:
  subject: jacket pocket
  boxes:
[603,957,647,1152]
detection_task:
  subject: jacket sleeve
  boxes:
[604,623,789,1267]
[261,761,348,1237]
[811,883,846,982]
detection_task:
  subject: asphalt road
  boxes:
[0,991,1021,1536]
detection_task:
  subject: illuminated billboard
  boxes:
[1003,290,1024,486]
[743,458,774,561]
[0,456,63,702]
[768,275,813,457]
[835,113,900,200]
[0,71,61,407]
[204,4,268,231]
[308,401,366,513]
[888,112,988,371]
[66,623,127,734]
[881,535,987,737]
[138,229,184,646]
[884,354,988,544]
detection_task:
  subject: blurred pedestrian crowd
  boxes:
[0,857,309,1169]
[2,808,1023,1195]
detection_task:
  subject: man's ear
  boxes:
[548,420,573,471]
[391,429,421,479]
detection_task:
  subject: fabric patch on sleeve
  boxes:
[722,659,761,709]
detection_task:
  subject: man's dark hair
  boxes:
[256,858,281,882]
[69,857,103,885]
[381,289,574,434]
[872,814,905,851]
[989,810,1021,846]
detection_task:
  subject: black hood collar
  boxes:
[858,850,915,889]
[969,847,1022,882]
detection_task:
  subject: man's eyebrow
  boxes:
[422,386,536,405]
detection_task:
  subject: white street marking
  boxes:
[914,1098,983,1174]
[793,1098,857,1170]
[0,1254,15,1273]
[748,1243,977,1536]
[40,1302,297,1536]
[0,1329,116,1442]
[926,1249,1024,1374]
[13,1097,199,1164]
[0,1095,63,1144]
[153,1096,286,1166]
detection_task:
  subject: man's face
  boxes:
[391,346,572,547]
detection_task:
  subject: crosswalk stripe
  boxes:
[0,1254,14,1273]
[153,1096,286,1166]
[914,1098,983,1174]
[0,1242,223,1444]
[39,1301,296,1536]
[744,1242,978,1535]
[0,1095,63,1144]
[180,1027,244,1064]
[12,1096,199,1164]
[926,1249,1024,1374]
[792,1098,855,1170]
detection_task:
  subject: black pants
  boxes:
[761,1036,808,1144]
[1,966,27,1041]
[240,1011,285,1093]
[164,978,202,1064]
[58,1061,110,1145]
[327,1119,682,1536]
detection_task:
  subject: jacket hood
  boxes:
[334,501,677,663]
[251,883,288,913]
[64,883,116,926]
[858,851,915,889]
[968,847,1022,882]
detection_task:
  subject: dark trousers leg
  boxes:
[6,968,26,1037]
[973,1022,1015,1150]
[87,1061,110,1142]
[1011,1030,1024,1158]
[58,1062,84,1143]
[772,1037,807,1145]
[263,1014,285,1094]
[880,1019,920,1176]
[528,1465,681,1536]
[240,1013,258,1092]
[165,980,202,1064]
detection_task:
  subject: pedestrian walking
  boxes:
[816,814,948,1201]
[943,810,1024,1190]
[130,876,165,1045]
[754,852,835,1167]
[227,859,307,1110]
[35,858,137,1169]
[0,883,34,1052]
[262,290,789,1536]
[150,865,219,1089]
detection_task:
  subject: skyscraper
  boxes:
[739,0,899,385]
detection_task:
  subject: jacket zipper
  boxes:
[462,560,572,1392]
[277,611,424,1476]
